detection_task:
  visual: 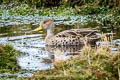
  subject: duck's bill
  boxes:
[33,25,43,31]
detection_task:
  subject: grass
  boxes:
[29,44,120,80]
[0,44,21,73]
[0,36,120,80]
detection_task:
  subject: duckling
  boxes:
[34,18,100,46]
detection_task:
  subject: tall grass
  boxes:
[29,36,120,79]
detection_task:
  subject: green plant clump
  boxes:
[0,44,21,73]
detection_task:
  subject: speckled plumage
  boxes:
[35,18,100,46]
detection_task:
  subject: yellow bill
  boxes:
[34,25,43,31]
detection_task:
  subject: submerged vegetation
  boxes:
[30,44,120,79]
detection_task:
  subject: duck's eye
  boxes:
[43,21,47,24]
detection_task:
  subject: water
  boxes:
[0,24,82,72]
[0,19,120,77]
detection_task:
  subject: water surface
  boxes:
[0,18,120,77]
[0,24,83,71]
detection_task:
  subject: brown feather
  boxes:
[39,19,100,46]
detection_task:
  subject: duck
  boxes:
[34,18,100,46]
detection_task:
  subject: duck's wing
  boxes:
[55,30,83,38]
[48,28,100,46]
[55,28,99,38]
[70,28,100,41]
[49,30,83,45]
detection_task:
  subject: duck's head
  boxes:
[34,18,55,31]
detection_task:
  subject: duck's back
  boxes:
[46,28,100,46]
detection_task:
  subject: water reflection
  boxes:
[0,24,120,71]
[46,45,82,62]
[17,47,54,70]
[0,24,84,71]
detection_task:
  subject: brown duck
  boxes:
[34,18,100,46]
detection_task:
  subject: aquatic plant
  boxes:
[1,0,120,8]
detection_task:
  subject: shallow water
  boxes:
[0,24,83,71]
[0,18,120,77]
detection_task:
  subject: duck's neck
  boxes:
[45,29,54,41]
